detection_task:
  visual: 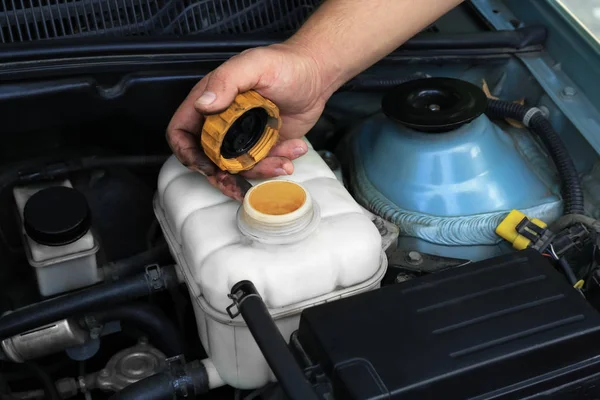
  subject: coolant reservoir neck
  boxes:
[382,77,487,133]
[237,180,320,244]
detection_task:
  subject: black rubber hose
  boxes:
[402,25,547,50]
[109,362,209,400]
[79,156,169,170]
[90,303,183,357]
[486,100,584,215]
[0,26,547,63]
[0,155,168,195]
[229,281,319,400]
[0,266,177,340]
[16,155,169,186]
[24,362,60,400]
[111,372,173,400]
[340,73,430,92]
[103,243,172,280]
[549,214,600,234]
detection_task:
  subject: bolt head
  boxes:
[562,86,577,97]
[395,272,415,284]
[89,328,101,340]
[407,251,423,264]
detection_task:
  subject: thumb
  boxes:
[193,51,265,114]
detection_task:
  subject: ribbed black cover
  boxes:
[298,249,600,399]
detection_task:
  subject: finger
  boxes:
[167,76,254,202]
[166,78,213,172]
[206,171,252,202]
[241,157,294,179]
[268,139,308,160]
[193,50,268,114]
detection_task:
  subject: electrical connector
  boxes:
[496,210,553,251]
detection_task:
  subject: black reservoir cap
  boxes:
[382,77,488,133]
[23,186,91,247]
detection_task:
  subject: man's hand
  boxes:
[166,0,463,201]
[166,44,327,201]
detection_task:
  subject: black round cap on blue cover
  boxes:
[382,77,488,133]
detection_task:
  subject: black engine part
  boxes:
[296,249,600,399]
[0,265,177,340]
[381,77,488,133]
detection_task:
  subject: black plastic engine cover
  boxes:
[297,249,600,399]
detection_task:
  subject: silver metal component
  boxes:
[428,104,441,111]
[56,378,79,399]
[360,207,400,254]
[89,326,102,340]
[78,375,89,395]
[95,343,167,392]
[562,86,577,97]
[406,251,423,265]
[1,319,88,363]
[522,107,543,127]
[538,105,550,119]
[395,272,414,284]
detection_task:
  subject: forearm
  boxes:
[285,0,463,97]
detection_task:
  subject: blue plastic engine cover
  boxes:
[347,112,563,260]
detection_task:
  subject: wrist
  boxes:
[280,34,345,101]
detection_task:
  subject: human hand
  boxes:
[166,43,329,201]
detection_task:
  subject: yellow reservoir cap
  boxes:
[201,90,282,174]
[496,209,548,250]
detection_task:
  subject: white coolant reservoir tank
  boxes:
[154,140,385,389]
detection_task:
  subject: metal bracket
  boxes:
[226,290,244,319]
[387,248,471,273]
[226,284,261,319]
[167,355,194,399]
[470,0,600,156]
[145,264,164,291]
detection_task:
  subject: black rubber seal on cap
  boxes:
[23,186,91,247]
[221,107,269,159]
[381,77,488,133]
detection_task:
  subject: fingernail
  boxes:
[293,147,307,156]
[274,168,287,176]
[195,91,217,106]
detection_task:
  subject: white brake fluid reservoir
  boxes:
[154,140,385,389]
[13,180,100,297]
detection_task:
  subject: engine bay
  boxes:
[2,1,600,399]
